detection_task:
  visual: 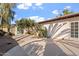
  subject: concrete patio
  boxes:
[2,35,79,56]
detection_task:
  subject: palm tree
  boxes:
[23,18,36,34]
[56,8,74,17]
[63,8,74,15]
[34,24,47,37]
[16,18,36,34]
[16,18,47,37]
[0,3,16,32]
[16,19,25,34]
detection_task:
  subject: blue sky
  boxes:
[12,3,79,24]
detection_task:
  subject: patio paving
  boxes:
[3,35,79,56]
[43,39,67,56]
[54,39,79,56]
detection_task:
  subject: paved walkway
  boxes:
[55,39,79,56]
[4,35,46,56]
[3,35,79,56]
[4,46,27,56]
[0,35,19,56]
[43,39,67,56]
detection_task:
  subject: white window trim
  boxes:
[70,21,79,39]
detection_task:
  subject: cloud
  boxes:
[28,16,45,22]
[52,6,71,15]
[52,10,59,15]
[14,15,17,18]
[64,6,71,10]
[17,3,43,10]
[17,3,32,10]
[35,3,43,6]
[35,3,43,9]
[32,6,43,10]
[39,6,43,9]
[47,18,51,20]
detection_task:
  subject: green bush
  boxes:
[38,27,47,38]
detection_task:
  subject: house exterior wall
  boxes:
[52,22,70,40]
[43,22,70,40]
[3,27,8,32]
[0,26,17,35]
[43,16,79,40]
[10,26,17,35]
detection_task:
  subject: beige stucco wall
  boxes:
[3,27,8,32]
[43,16,79,40]
[10,26,17,35]
[52,22,70,40]
[43,22,70,40]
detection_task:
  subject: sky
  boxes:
[12,3,79,24]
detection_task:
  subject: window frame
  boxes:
[71,22,79,38]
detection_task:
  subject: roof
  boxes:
[38,13,79,24]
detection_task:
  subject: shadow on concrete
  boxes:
[0,35,19,56]
[43,38,67,56]
[57,39,79,55]
[3,36,45,56]
[23,43,43,56]
[59,40,79,49]
[59,42,77,56]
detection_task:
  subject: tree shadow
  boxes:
[0,35,19,56]
[59,40,79,49]
[58,42,77,56]
[57,39,79,56]
[43,38,67,56]
[3,36,45,56]
[23,39,44,47]
[14,34,30,41]
[23,41,44,56]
